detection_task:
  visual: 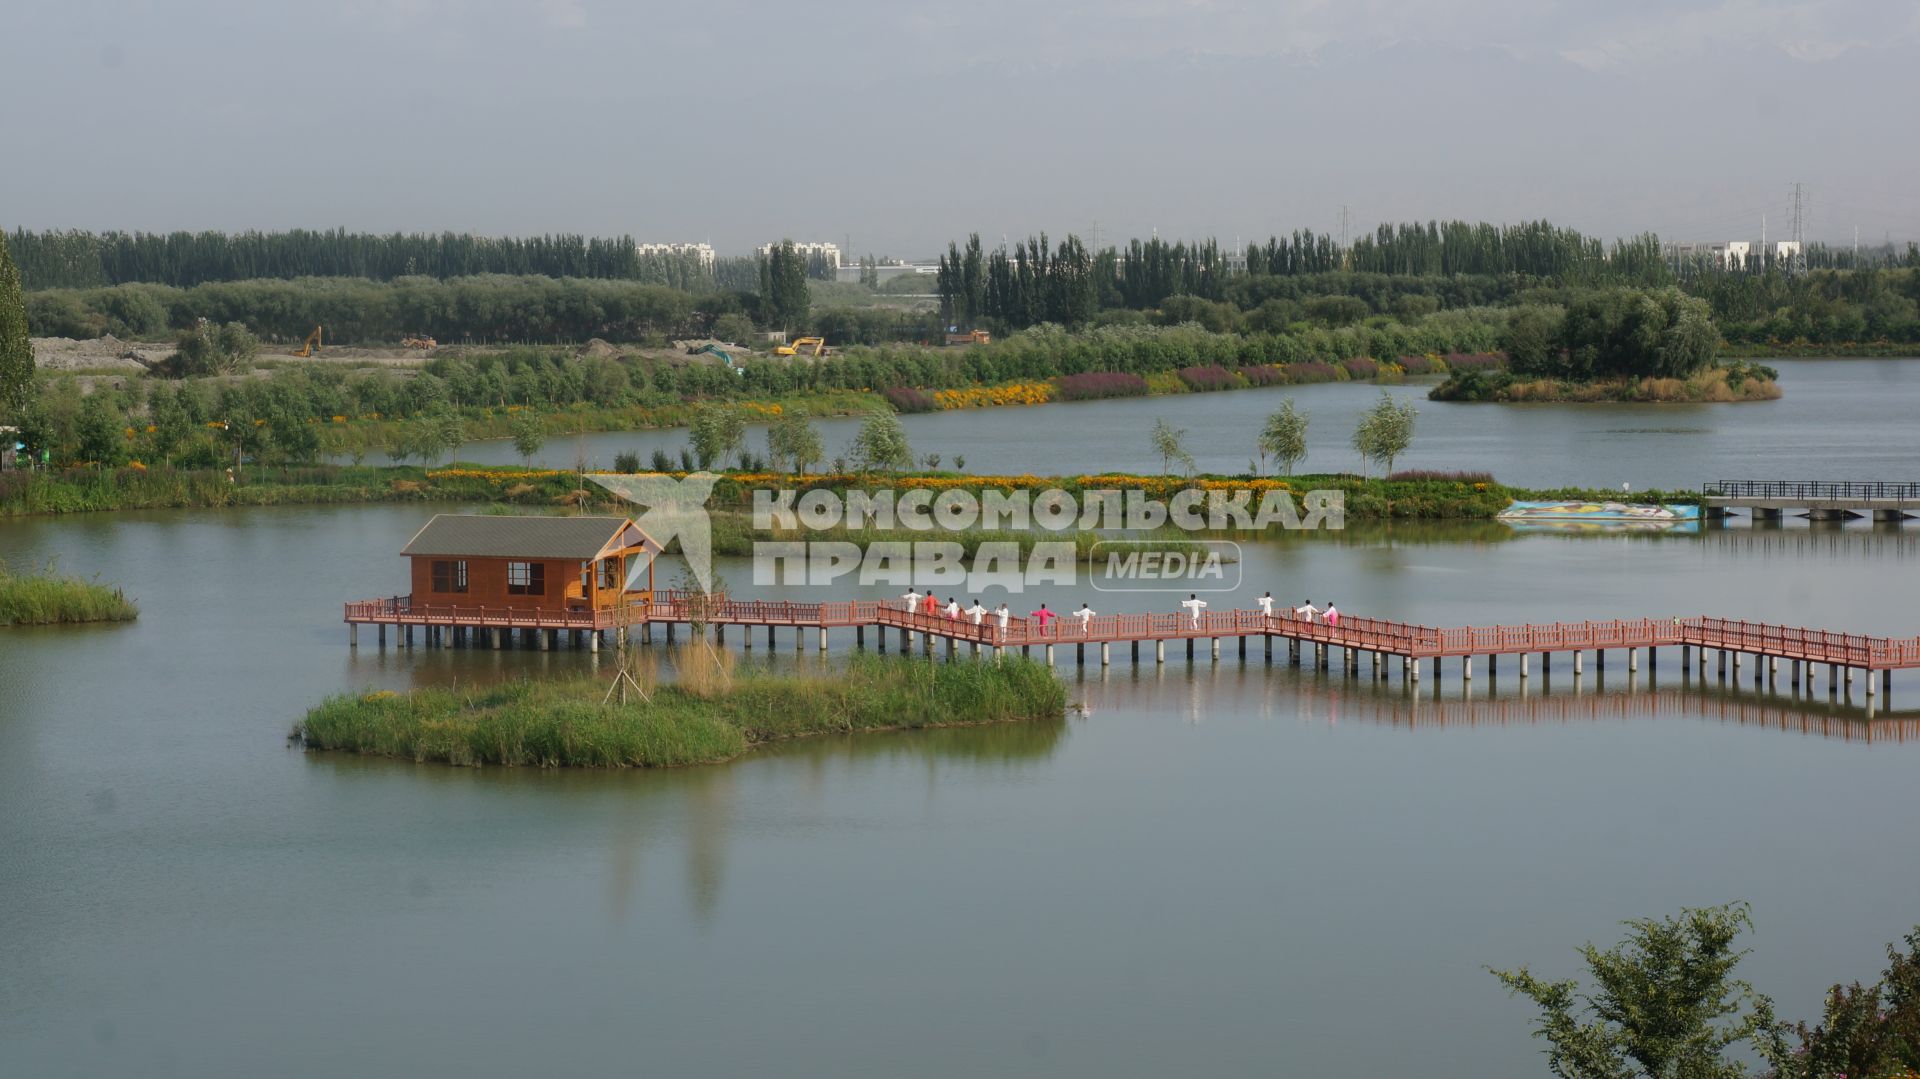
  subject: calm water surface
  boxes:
[426,358,1920,489]
[6,502,1920,1078]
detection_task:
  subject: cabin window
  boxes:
[600,558,622,591]
[430,560,468,593]
[507,561,544,596]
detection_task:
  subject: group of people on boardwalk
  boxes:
[892,588,1344,644]
[897,589,1101,639]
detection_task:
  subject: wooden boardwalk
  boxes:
[346,590,1920,700]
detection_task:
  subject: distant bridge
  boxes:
[1704,480,1920,521]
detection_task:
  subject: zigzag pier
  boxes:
[344,591,1920,714]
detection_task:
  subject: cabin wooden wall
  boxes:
[409,556,590,612]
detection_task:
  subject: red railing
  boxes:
[347,593,1920,670]
[344,597,616,630]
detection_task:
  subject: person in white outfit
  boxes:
[1323,602,1340,627]
[995,603,1011,642]
[1256,591,1275,618]
[902,588,922,612]
[965,598,988,625]
[945,597,961,620]
[1180,593,1208,626]
[1294,599,1319,623]
[1074,603,1097,634]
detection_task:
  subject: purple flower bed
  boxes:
[1176,365,1240,392]
[1240,364,1288,386]
[1444,352,1507,371]
[1387,470,1495,483]
[1396,354,1443,375]
[1056,371,1150,401]
[1340,357,1380,379]
[1285,361,1342,383]
[882,385,938,413]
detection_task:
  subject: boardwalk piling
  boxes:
[1045,644,1055,668]
[1156,640,1166,664]
[1210,638,1220,662]
[1101,642,1110,666]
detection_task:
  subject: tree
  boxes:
[1778,927,1920,1079]
[689,405,745,469]
[1560,287,1719,381]
[850,412,913,472]
[1505,305,1566,376]
[767,241,810,332]
[1151,417,1195,476]
[76,392,126,466]
[0,232,33,424]
[148,382,192,461]
[1491,902,1786,1079]
[1259,399,1308,475]
[1353,394,1415,477]
[510,411,546,465]
[166,320,259,378]
[765,410,823,474]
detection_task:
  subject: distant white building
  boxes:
[1773,240,1803,263]
[636,242,715,268]
[1668,240,1752,270]
[756,241,842,269]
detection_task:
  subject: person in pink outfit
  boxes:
[1030,603,1058,636]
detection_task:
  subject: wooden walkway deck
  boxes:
[345,591,1920,698]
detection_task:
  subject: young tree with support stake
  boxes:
[1259,398,1308,476]
[1353,393,1416,478]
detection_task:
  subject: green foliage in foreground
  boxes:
[293,654,1070,768]
[0,561,139,625]
[1494,903,1785,1079]
[1494,904,1920,1079]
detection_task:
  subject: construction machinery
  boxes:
[293,326,324,357]
[945,329,991,346]
[401,334,438,350]
[688,342,746,375]
[773,336,828,358]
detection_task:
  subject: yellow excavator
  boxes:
[292,326,324,357]
[401,334,438,350]
[773,336,828,358]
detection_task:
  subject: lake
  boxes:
[409,357,1920,490]
[5,492,1920,1077]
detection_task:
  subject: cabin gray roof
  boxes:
[400,515,652,560]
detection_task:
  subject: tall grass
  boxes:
[293,654,1069,768]
[0,561,140,625]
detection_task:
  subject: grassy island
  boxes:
[1429,362,1781,403]
[293,653,1069,769]
[0,562,139,625]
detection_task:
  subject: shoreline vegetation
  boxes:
[0,461,1695,524]
[0,561,139,625]
[292,652,1070,769]
[1430,362,1781,403]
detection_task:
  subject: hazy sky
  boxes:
[5,0,1918,257]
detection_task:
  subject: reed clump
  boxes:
[292,653,1068,768]
[0,561,140,626]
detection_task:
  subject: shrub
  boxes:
[1055,371,1149,401]
[1284,361,1343,383]
[1387,470,1494,483]
[612,451,640,473]
[1240,364,1288,386]
[1176,365,1240,392]
[881,385,937,413]
[1443,352,1507,371]
[1340,357,1380,379]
